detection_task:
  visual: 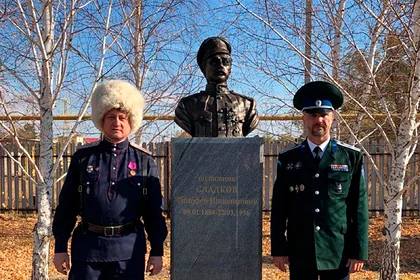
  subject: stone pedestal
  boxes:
[171,137,263,280]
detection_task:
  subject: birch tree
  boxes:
[1,1,230,278]
[232,0,420,279]
[0,1,113,278]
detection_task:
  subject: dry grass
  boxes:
[0,213,419,280]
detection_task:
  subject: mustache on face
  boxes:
[313,124,326,129]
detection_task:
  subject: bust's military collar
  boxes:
[205,83,230,96]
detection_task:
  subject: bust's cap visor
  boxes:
[293,81,343,113]
[197,37,231,66]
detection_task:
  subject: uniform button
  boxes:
[315,190,319,195]
[86,182,90,185]
[112,167,116,170]
[112,148,116,151]
[315,226,320,231]
[112,153,116,157]
[314,173,320,178]
[315,208,320,213]
[111,182,115,185]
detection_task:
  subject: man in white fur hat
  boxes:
[52,80,167,279]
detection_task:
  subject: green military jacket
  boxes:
[271,138,368,270]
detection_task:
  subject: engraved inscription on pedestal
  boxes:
[171,138,263,280]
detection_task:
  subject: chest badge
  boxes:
[289,186,294,192]
[299,184,305,191]
[294,161,302,170]
[286,163,294,170]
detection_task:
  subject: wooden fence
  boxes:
[1,140,419,216]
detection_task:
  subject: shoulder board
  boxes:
[129,142,152,156]
[230,91,255,102]
[180,92,204,102]
[77,141,100,150]
[280,143,302,154]
[336,141,361,152]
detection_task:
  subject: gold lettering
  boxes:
[197,176,237,182]
[196,186,238,194]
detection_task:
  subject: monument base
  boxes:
[171,137,263,280]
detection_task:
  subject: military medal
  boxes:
[86,165,93,173]
[289,186,294,192]
[299,184,305,192]
[128,162,137,176]
[295,185,299,193]
[294,161,302,170]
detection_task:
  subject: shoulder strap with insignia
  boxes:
[336,140,361,152]
[280,143,302,154]
[129,142,152,156]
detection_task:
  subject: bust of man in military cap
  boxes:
[174,36,259,137]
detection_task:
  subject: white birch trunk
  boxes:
[32,1,54,279]
[380,3,420,278]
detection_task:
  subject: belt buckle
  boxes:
[104,226,115,237]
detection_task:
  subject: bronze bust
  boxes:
[174,37,259,137]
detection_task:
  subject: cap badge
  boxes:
[315,100,322,107]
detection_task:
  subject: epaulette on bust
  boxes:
[77,141,100,150]
[280,143,302,154]
[230,90,255,101]
[129,142,152,156]
[180,92,203,102]
[336,140,361,152]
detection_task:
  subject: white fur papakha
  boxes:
[91,80,145,136]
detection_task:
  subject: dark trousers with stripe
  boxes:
[69,256,145,280]
[289,264,349,280]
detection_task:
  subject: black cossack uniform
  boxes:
[52,139,167,277]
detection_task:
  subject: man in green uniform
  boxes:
[271,81,368,280]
